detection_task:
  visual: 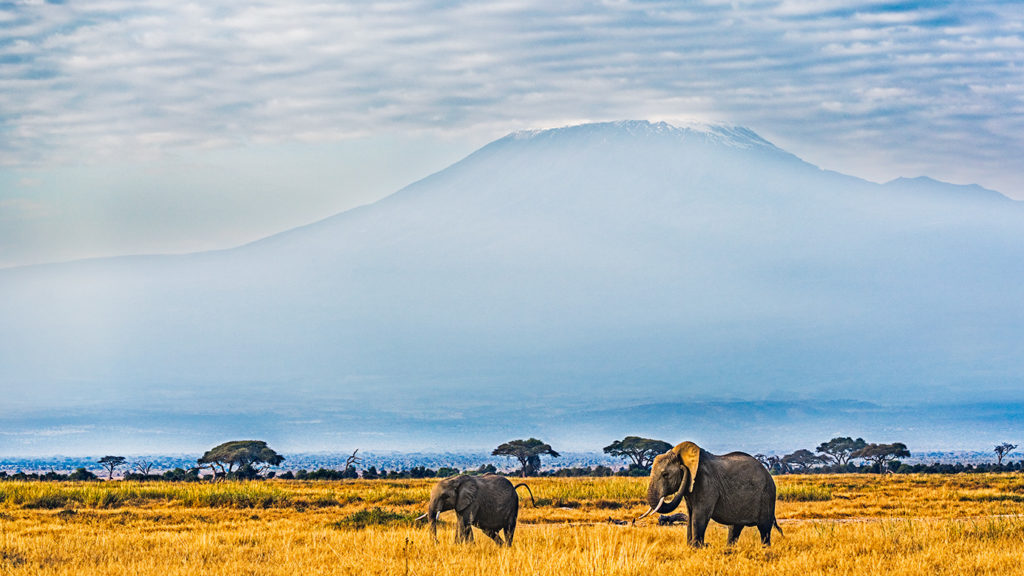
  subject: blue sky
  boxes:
[1,0,1022,267]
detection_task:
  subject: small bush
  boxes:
[23,493,68,509]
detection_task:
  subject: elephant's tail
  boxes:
[513,483,536,507]
[773,518,784,536]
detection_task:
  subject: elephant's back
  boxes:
[709,452,778,526]
[475,474,519,528]
[478,473,516,491]
[721,452,770,474]
[716,452,777,495]
[477,474,520,506]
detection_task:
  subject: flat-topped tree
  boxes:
[492,438,560,477]
[782,449,827,472]
[98,456,127,480]
[603,436,672,470]
[816,437,867,467]
[198,440,284,478]
[852,442,910,473]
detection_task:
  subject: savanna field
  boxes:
[2,474,1024,575]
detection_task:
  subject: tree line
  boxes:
[757,438,1021,474]
[1,437,1019,482]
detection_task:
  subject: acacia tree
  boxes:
[98,456,127,480]
[851,442,910,473]
[782,449,827,472]
[133,459,155,477]
[603,437,673,469]
[197,440,285,479]
[492,438,560,477]
[816,437,867,467]
[994,443,1017,465]
[754,454,786,474]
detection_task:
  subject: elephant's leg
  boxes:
[685,503,693,544]
[727,524,744,545]
[688,503,713,547]
[506,509,518,547]
[483,529,504,546]
[455,516,473,543]
[689,515,710,547]
[758,522,773,546]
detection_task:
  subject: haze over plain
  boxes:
[2,121,1022,455]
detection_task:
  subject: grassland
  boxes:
[2,474,1024,575]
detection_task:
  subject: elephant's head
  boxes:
[637,441,701,520]
[426,475,478,540]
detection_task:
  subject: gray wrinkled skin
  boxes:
[646,444,782,546]
[426,474,524,546]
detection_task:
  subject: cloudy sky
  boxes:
[2,0,1022,268]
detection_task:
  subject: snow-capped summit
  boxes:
[506,119,782,152]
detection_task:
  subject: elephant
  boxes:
[636,441,782,546]
[418,473,534,546]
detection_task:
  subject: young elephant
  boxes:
[636,441,782,546]
[420,473,533,546]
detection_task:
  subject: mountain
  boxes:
[2,120,1022,454]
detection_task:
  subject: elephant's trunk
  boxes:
[647,480,685,515]
[428,499,441,541]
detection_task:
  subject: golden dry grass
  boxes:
[2,474,1024,575]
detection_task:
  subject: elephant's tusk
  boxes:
[414,513,428,522]
[634,507,655,523]
[633,497,665,523]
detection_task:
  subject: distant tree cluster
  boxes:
[3,435,1021,482]
[0,468,98,482]
[754,438,1021,475]
[546,465,617,477]
[0,466,206,482]
[755,438,911,474]
[273,463,499,480]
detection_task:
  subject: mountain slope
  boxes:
[1,120,1022,452]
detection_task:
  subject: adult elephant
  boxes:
[636,441,782,546]
[418,473,534,546]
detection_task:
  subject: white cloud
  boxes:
[0,0,1021,265]
[0,425,95,438]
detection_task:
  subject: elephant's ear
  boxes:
[672,442,701,493]
[455,477,478,513]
